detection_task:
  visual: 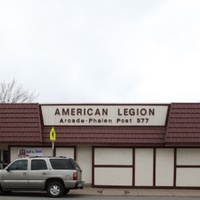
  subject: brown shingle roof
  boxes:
[2,103,200,146]
[0,103,42,144]
[42,126,166,146]
[166,103,200,144]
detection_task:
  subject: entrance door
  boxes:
[0,150,9,169]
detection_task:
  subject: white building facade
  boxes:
[1,103,200,188]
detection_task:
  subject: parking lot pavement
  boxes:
[69,187,200,197]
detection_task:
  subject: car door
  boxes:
[2,159,29,189]
[28,159,49,189]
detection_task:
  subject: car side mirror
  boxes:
[6,167,11,172]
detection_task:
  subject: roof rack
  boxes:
[27,156,68,158]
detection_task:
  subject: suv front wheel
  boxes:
[47,181,65,197]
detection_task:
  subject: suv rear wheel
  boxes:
[47,181,64,197]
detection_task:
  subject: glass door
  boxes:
[0,150,9,169]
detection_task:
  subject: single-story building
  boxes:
[1,103,200,189]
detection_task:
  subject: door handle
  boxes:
[23,172,27,175]
[43,172,47,175]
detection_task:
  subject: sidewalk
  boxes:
[69,187,200,197]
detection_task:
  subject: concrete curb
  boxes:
[69,188,200,197]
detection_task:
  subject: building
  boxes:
[1,103,200,188]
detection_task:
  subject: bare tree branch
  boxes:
[0,79,39,103]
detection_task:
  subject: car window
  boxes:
[69,158,82,171]
[50,159,74,169]
[8,160,28,170]
[31,160,47,170]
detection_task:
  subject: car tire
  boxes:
[47,181,64,198]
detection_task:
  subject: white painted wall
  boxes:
[177,168,200,186]
[9,146,200,187]
[176,148,200,187]
[43,147,53,156]
[10,147,19,161]
[156,148,174,186]
[95,148,132,165]
[95,168,132,186]
[56,147,74,159]
[94,147,133,186]
[76,146,92,184]
[135,148,153,186]
[177,148,200,165]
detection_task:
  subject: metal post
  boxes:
[52,141,54,156]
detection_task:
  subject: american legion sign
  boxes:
[41,105,168,126]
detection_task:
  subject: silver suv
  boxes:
[0,156,84,197]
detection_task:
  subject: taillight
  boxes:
[73,171,77,180]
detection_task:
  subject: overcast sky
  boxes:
[1,0,200,104]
